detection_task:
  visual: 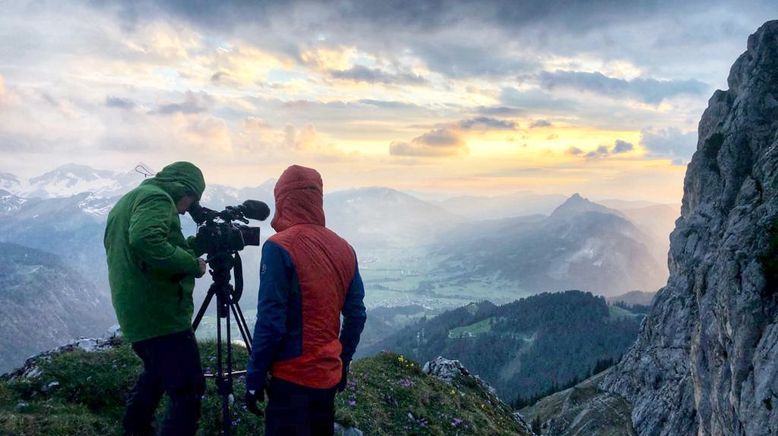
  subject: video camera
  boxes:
[189,200,270,254]
[189,199,271,434]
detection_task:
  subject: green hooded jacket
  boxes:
[104,162,206,343]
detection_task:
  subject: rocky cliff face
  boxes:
[601,20,778,435]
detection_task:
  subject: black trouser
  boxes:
[123,330,205,436]
[265,377,337,436]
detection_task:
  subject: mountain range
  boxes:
[0,162,676,372]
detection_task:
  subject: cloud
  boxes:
[613,139,634,153]
[640,127,697,163]
[567,139,634,159]
[330,65,426,85]
[413,42,539,78]
[105,96,136,110]
[475,106,524,116]
[566,146,584,156]
[357,99,418,109]
[457,117,517,130]
[389,127,466,157]
[530,119,552,128]
[538,70,709,104]
[389,116,516,157]
[499,88,579,112]
[154,91,212,115]
[211,71,229,83]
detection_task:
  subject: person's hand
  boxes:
[336,363,349,392]
[245,388,265,416]
[196,258,207,278]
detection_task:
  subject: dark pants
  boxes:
[265,377,337,436]
[123,330,205,436]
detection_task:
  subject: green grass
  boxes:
[449,317,496,339]
[334,352,527,435]
[607,305,640,320]
[0,342,527,435]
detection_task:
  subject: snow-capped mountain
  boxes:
[0,172,21,192]
[0,190,28,215]
[23,164,127,198]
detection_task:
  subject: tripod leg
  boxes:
[192,287,216,331]
[229,302,253,354]
[224,300,233,435]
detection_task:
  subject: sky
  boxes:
[0,1,775,203]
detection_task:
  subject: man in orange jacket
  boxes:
[245,165,367,435]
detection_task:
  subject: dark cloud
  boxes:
[538,70,709,104]
[90,0,778,88]
[415,127,463,146]
[211,71,229,83]
[105,1,691,34]
[389,127,466,157]
[458,117,517,130]
[640,127,697,161]
[566,146,584,156]
[105,96,136,110]
[154,91,211,115]
[413,42,539,78]
[613,139,634,153]
[330,65,426,85]
[530,119,552,128]
[499,87,579,112]
[567,139,634,159]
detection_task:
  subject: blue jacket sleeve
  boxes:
[246,240,293,391]
[339,257,367,366]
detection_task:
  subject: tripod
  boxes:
[192,251,254,436]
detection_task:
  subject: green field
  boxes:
[449,317,497,338]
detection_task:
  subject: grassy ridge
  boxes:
[0,340,528,435]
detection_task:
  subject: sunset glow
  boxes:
[1,1,775,203]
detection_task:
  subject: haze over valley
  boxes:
[0,162,673,372]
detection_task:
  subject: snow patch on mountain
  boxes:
[0,172,21,192]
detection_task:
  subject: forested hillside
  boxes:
[365,291,642,404]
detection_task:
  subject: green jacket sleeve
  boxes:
[128,193,200,277]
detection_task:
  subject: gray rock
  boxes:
[601,20,778,435]
[424,356,536,434]
[1,335,122,381]
[423,356,496,396]
[334,422,364,436]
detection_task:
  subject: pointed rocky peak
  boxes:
[549,193,611,219]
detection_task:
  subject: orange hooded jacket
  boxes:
[246,165,366,390]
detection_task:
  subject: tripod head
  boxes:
[189,199,270,435]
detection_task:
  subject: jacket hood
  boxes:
[143,161,206,201]
[271,165,325,232]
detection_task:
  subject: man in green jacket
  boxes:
[104,161,208,436]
